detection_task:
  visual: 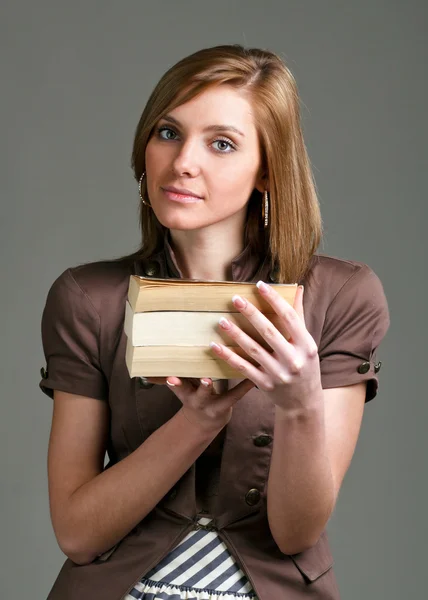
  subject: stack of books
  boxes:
[124,276,298,379]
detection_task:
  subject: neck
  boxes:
[168,220,245,281]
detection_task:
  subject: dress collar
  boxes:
[162,229,271,283]
[133,229,276,283]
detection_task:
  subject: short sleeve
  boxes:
[39,268,108,401]
[318,264,390,402]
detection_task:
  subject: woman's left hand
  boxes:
[210,281,323,413]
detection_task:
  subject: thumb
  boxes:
[228,378,256,399]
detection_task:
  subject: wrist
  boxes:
[274,386,324,422]
[178,407,225,440]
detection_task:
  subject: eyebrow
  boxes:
[161,114,245,138]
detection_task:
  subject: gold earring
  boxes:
[262,190,269,228]
[138,172,152,207]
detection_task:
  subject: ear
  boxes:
[255,174,269,194]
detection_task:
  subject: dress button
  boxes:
[253,434,272,447]
[245,488,261,506]
[374,361,382,374]
[138,377,154,389]
[357,361,371,374]
[40,367,48,379]
[144,262,160,277]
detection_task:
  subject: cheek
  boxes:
[145,141,162,171]
[145,142,173,185]
[214,158,259,196]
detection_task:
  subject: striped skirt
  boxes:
[124,516,258,599]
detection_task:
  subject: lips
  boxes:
[162,185,204,199]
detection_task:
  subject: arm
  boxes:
[267,381,366,554]
[48,390,219,566]
[42,269,255,565]
[211,271,388,555]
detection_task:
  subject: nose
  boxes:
[171,139,201,178]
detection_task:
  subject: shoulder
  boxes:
[305,253,377,295]
[304,254,390,401]
[304,252,390,347]
[47,258,134,319]
[304,253,388,315]
[39,258,133,400]
[303,253,389,342]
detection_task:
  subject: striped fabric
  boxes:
[125,516,257,599]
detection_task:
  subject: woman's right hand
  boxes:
[144,376,256,433]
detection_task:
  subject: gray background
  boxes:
[1,0,426,597]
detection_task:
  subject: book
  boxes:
[125,276,298,379]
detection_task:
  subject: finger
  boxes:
[210,343,281,391]
[144,376,189,387]
[293,285,306,326]
[143,377,168,385]
[229,378,257,397]
[166,377,206,391]
[217,316,290,374]
[228,295,300,365]
[254,282,311,350]
[211,378,256,414]
[145,376,200,389]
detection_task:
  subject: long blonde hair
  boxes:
[117,44,322,283]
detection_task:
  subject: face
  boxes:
[145,85,265,232]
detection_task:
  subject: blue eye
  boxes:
[212,139,235,153]
[157,126,177,140]
[155,125,236,154]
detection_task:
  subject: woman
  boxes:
[39,45,390,600]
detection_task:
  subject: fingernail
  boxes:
[200,379,211,387]
[256,281,269,293]
[209,341,222,351]
[232,294,246,308]
[218,317,230,328]
[299,285,304,292]
[166,380,176,387]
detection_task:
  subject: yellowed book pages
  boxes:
[124,301,287,349]
[125,344,262,379]
[127,276,297,313]
[124,277,298,379]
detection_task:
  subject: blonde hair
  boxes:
[120,44,322,283]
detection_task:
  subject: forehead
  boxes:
[167,85,256,131]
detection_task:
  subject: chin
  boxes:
[153,210,204,231]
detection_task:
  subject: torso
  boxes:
[195,378,229,513]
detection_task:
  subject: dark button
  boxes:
[245,488,261,506]
[357,361,371,374]
[40,367,48,379]
[144,262,160,277]
[138,377,154,389]
[374,361,382,374]
[253,434,273,447]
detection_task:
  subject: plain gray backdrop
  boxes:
[1,1,426,598]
